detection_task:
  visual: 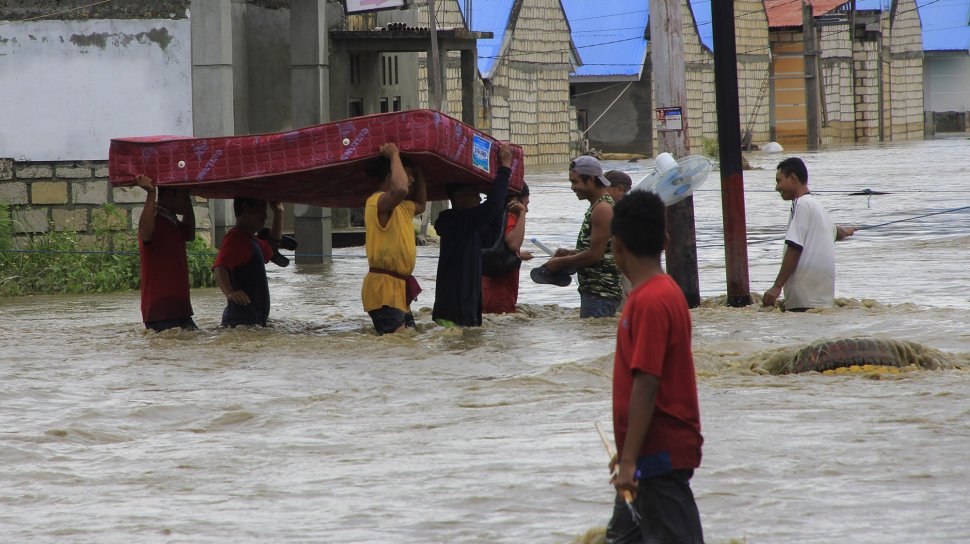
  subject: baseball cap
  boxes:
[570,156,610,186]
[604,170,632,190]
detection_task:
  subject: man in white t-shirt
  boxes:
[763,157,855,310]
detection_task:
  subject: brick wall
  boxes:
[0,159,210,247]
[889,0,924,140]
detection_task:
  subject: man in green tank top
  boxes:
[544,156,624,317]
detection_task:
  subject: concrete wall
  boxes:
[0,159,210,247]
[0,18,192,161]
[571,78,653,155]
[819,25,856,144]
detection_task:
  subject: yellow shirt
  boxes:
[361,192,417,312]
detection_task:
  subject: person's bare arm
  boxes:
[214,266,251,306]
[763,244,802,307]
[376,143,409,227]
[505,201,527,253]
[612,372,659,496]
[545,203,613,272]
[269,202,284,241]
[135,175,157,243]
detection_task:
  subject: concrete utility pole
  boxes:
[290,0,333,263]
[190,0,235,247]
[427,0,445,112]
[421,0,448,243]
[650,0,700,307]
[802,1,821,150]
[710,0,752,307]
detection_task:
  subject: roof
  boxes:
[459,0,515,78]
[689,0,714,51]
[764,0,849,28]
[920,0,970,51]
[560,0,649,80]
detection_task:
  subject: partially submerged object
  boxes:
[762,338,958,375]
[109,109,525,208]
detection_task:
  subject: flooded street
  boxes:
[3,139,970,543]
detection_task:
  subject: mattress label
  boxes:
[472,134,491,172]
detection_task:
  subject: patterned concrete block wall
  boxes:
[0,159,210,247]
[889,0,924,140]
[502,0,573,164]
[853,38,882,142]
[660,0,772,155]
[820,26,857,144]
[734,0,772,146]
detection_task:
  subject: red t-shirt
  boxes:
[613,274,703,471]
[139,215,194,323]
[212,226,273,271]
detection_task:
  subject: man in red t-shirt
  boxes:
[135,174,197,332]
[607,190,704,543]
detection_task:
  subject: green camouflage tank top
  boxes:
[576,194,623,300]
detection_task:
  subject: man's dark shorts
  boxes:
[606,469,703,544]
[368,306,415,335]
[145,317,198,333]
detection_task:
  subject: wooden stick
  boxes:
[595,421,638,518]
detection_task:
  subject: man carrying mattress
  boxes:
[431,143,514,327]
[362,143,427,334]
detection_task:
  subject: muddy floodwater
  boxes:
[3,139,970,543]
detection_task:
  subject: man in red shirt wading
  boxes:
[135,174,197,332]
[607,190,704,543]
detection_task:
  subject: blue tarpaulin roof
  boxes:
[689,0,714,51]
[853,0,889,9]
[919,0,970,51]
[459,0,515,78]
[560,0,648,79]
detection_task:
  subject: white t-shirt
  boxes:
[783,193,837,309]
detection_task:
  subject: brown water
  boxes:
[2,139,970,543]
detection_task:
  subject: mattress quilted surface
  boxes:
[109,109,525,208]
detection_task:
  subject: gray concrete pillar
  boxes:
[290,0,333,264]
[191,0,236,247]
[460,48,479,127]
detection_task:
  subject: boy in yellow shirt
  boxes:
[361,143,427,334]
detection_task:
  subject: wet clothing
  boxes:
[580,291,621,318]
[368,306,416,335]
[482,213,521,314]
[213,226,273,327]
[145,317,198,333]
[432,167,511,327]
[613,274,703,470]
[362,193,418,314]
[605,470,704,544]
[576,194,623,311]
[783,193,837,309]
[138,210,194,325]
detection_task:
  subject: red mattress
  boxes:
[109,109,525,208]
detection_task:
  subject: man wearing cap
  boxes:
[544,156,624,318]
[605,170,633,204]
